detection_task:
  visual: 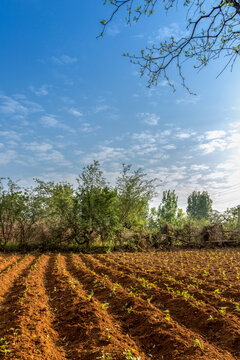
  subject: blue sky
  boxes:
[0,0,240,211]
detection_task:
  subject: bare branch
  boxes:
[99,0,240,92]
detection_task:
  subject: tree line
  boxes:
[0,161,238,251]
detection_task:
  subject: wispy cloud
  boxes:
[137,112,160,126]
[40,114,75,133]
[41,114,59,127]
[106,24,120,37]
[23,141,71,167]
[191,164,209,171]
[197,126,240,154]
[83,146,128,164]
[198,139,227,154]
[29,85,50,96]
[0,150,17,165]
[94,104,111,113]
[150,23,189,43]
[80,122,100,133]
[24,142,53,152]
[205,130,226,140]
[176,96,200,105]
[0,130,21,141]
[68,108,83,117]
[51,55,77,65]
[0,94,43,116]
[176,130,196,139]
[0,95,27,114]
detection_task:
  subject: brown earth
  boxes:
[0,250,240,359]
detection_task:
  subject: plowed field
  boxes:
[0,249,240,359]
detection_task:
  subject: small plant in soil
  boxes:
[123,349,141,360]
[88,290,94,301]
[164,310,171,322]
[219,306,227,315]
[0,337,10,356]
[97,350,112,359]
[193,339,204,350]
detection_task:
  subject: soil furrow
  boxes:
[4,254,67,360]
[96,254,240,321]
[0,255,38,358]
[44,254,145,360]
[115,252,240,297]
[68,254,232,360]
[86,254,240,358]
[0,255,22,275]
[0,255,34,303]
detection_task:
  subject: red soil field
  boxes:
[0,249,240,359]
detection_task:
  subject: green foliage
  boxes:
[187,191,212,220]
[34,179,80,247]
[77,161,118,246]
[0,163,238,251]
[116,164,156,230]
[148,190,179,230]
[211,206,239,229]
[0,178,23,250]
[158,190,178,224]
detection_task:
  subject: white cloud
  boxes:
[94,104,111,113]
[137,112,160,126]
[205,130,226,140]
[176,96,200,105]
[24,142,53,152]
[40,114,74,133]
[0,150,17,164]
[0,130,21,141]
[132,132,156,143]
[0,95,43,116]
[230,121,240,129]
[205,171,227,180]
[162,144,176,150]
[106,24,120,37]
[41,114,59,127]
[198,138,227,154]
[38,150,71,166]
[83,146,128,164]
[51,55,77,65]
[150,23,188,43]
[191,164,209,171]
[198,126,240,155]
[176,131,196,139]
[23,141,71,167]
[68,108,83,117]
[0,95,27,114]
[29,85,49,96]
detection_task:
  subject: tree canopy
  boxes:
[187,190,213,220]
[100,0,240,91]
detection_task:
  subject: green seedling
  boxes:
[97,350,112,359]
[235,303,240,312]
[10,328,19,337]
[127,306,133,314]
[193,338,204,350]
[88,290,94,301]
[101,303,109,310]
[123,349,141,360]
[219,306,227,315]
[106,328,111,340]
[164,310,171,322]
[112,282,120,292]
[147,296,152,304]
[0,337,10,356]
